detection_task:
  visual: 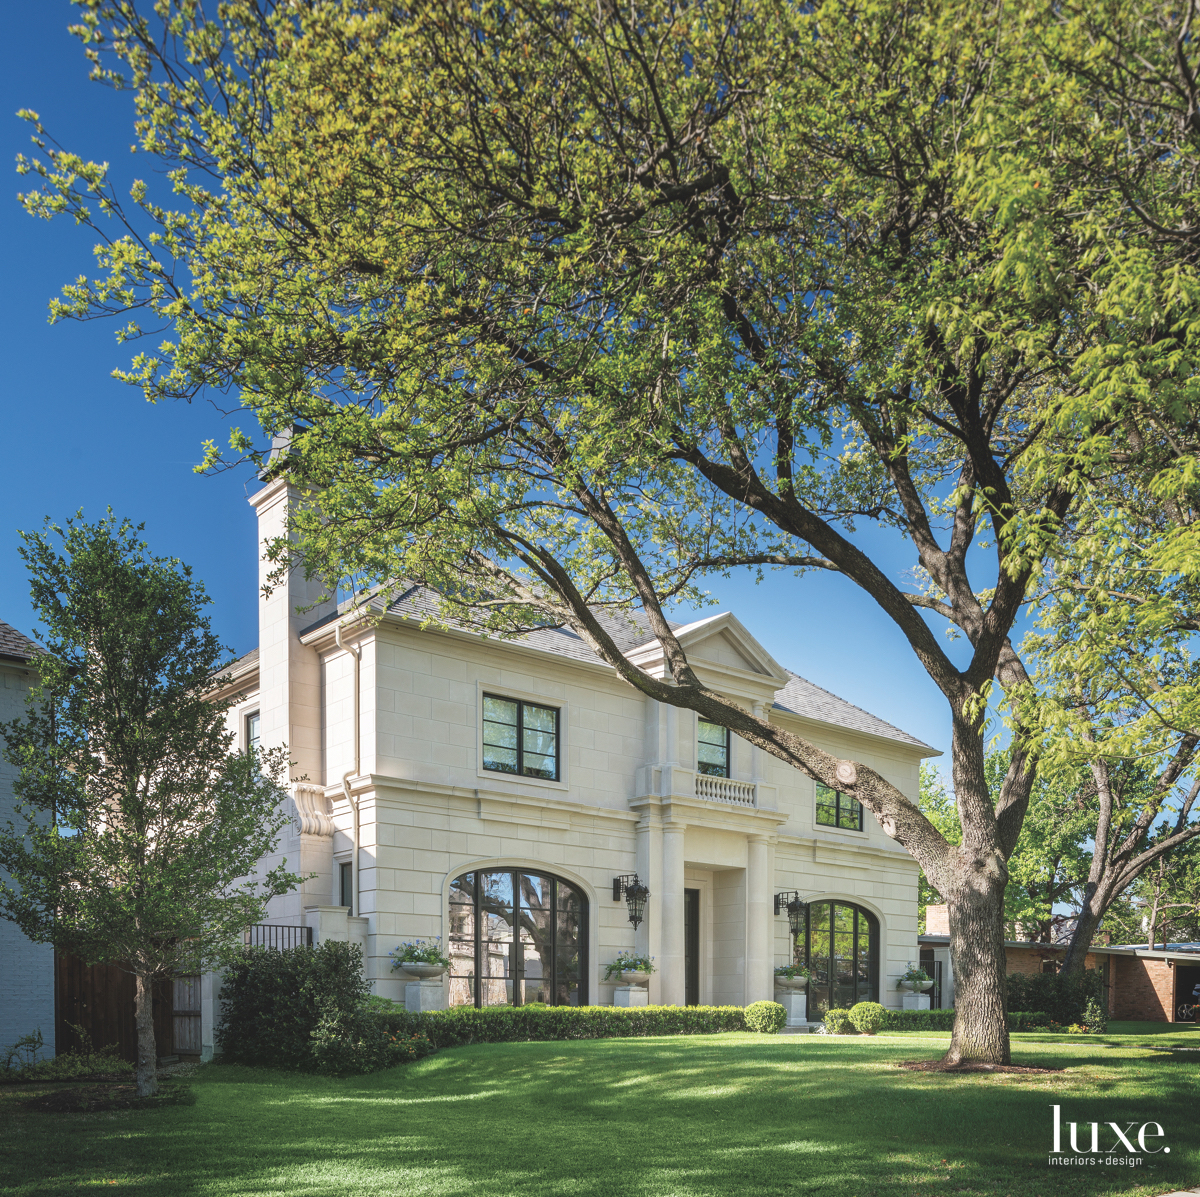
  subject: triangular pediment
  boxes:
[625,612,789,688]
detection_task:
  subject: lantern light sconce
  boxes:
[613,873,650,929]
[774,891,807,939]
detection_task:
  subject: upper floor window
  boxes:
[697,719,730,777]
[483,695,559,780]
[816,782,863,831]
[246,711,261,754]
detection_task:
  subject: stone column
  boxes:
[635,809,664,1004]
[660,820,687,1006]
[746,834,773,1004]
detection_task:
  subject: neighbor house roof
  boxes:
[300,585,936,755]
[0,619,40,664]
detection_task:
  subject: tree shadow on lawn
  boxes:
[4,1036,1194,1197]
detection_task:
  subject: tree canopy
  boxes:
[0,514,301,1094]
[21,0,1200,1063]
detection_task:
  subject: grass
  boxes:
[1,1030,1196,1197]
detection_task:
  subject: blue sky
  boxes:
[2,2,966,763]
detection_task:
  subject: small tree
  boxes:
[0,514,302,1096]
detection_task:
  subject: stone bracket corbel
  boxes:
[293,783,334,837]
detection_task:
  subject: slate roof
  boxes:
[0,619,40,663]
[772,671,933,751]
[297,585,936,754]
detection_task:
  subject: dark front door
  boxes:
[684,888,700,1006]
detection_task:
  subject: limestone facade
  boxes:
[202,478,937,1053]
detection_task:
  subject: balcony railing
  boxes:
[694,774,757,807]
[244,923,313,950]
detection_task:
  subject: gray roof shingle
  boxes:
[0,619,39,663]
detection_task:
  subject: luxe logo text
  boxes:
[1048,1105,1169,1168]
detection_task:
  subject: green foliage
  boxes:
[310,1009,435,1076]
[0,514,300,973]
[1006,969,1106,1027]
[217,942,373,1070]
[823,1009,853,1035]
[29,0,1200,1062]
[847,1003,886,1035]
[603,951,656,980]
[773,964,811,980]
[898,963,932,987]
[388,939,451,970]
[872,1010,1053,1031]
[744,1002,786,1035]
[0,1026,129,1084]
[1083,997,1108,1035]
[376,1004,749,1046]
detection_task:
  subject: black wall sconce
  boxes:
[774,891,807,939]
[613,874,650,929]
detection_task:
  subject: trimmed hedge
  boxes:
[376,1004,750,1045]
[1006,968,1106,1026]
[877,1008,956,1031]
[873,1009,1053,1032]
[218,942,372,1069]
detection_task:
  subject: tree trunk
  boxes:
[943,864,1011,1065]
[134,972,158,1098]
[1059,885,1104,975]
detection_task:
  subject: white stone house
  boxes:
[199,474,937,1053]
[0,620,54,1058]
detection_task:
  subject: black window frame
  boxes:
[245,710,261,754]
[697,719,731,778]
[482,694,560,781]
[448,869,588,1008]
[815,782,864,831]
[339,861,353,915]
[802,900,879,1017]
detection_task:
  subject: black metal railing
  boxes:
[244,923,313,950]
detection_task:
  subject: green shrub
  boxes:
[745,1002,786,1034]
[0,1025,130,1085]
[1083,997,1108,1034]
[1005,968,1105,1026]
[873,1009,1053,1032]
[310,1008,435,1076]
[877,1008,955,1031]
[217,941,373,1069]
[1009,1010,1053,1031]
[848,1002,886,1035]
[376,1004,749,1046]
[824,1008,853,1034]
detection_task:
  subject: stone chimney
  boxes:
[925,904,949,936]
[249,470,339,921]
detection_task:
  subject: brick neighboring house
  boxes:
[921,905,1200,1023]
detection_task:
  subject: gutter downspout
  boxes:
[334,619,361,918]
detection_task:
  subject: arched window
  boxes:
[448,869,588,1008]
[803,901,878,1017]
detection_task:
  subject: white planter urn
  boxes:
[774,975,808,991]
[899,978,934,993]
[620,970,651,987]
[400,962,448,980]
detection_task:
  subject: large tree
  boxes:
[0,515,301,1096]
[22,0,1200,1063]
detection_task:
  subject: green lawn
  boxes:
[2,1032,1196,1197]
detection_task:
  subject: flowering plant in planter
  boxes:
[774,964,812,980]
[603,951,655,980]
[897,962,932,988]
[389,938,451,971]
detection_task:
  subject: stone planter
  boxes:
[399,962,448,980]
[774,975,808,991]
[899,978,933,993]
[619,970,650,987]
